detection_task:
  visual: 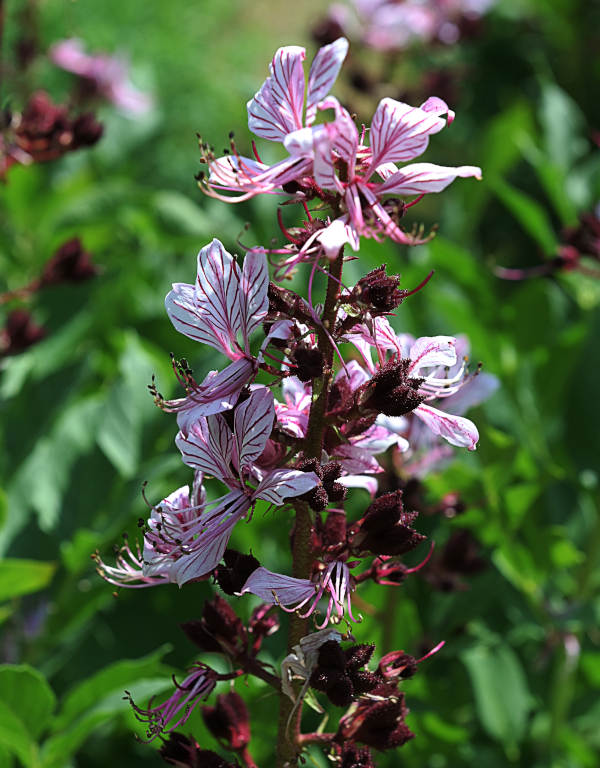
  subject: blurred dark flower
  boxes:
[41,238,98,286]
[0,309,46,355]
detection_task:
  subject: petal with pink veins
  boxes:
[369,98,447,167]
[306,38,349,126]
[253,469,320,505]
[240,567,316,605]
[414,404,479,450]
[176,413,235,484]
[173,358,256,435]
[170,492,249,585]
[234,388,275,471]
[420,96,455,125]
[409,336,457,372]
[165,239,242,359]
[335,444,383,474]
[247,46,306,141]
[240,248,269,340]
[379,162,482,195]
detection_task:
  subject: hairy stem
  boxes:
[275,248,344,768]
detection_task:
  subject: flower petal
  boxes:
[234,388,275,471]
[247,45,306,141]
[379,162,482,195]
[240,567,316,605]
[176,412,235,483]
[254,469,320,505]
[414,404,479,450]
[240,248,269,340]
[409,336,457,372]
[173,358,255,435]
[316,217,360,258]
[305,38,349,126]
[369,98,446,167]
[420,96,455,125]
[165,239,242,359]
[170,492,249,585]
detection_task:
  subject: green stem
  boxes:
[275,248,344,768]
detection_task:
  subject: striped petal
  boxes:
[247,46,306,141]
[369,98,446,167]
[234,388,275,471]
[306,38,348,126]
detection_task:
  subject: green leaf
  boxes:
[0,560,56,602]
[51,645,172,731]
[490,177,559,255]
[462,642,531,745]
[0,700,39,768]
[43,647,172,767]
[96,333,162,477]
[539,83,588,172]
[0,666,56,740]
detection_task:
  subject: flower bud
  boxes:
[357,359,424,417]
[202,691,250,751]
[216,549,260,596]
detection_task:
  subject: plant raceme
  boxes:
[95,37,494,768]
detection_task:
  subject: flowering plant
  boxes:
[96,37,491,768]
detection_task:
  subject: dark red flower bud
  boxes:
[297,458,329,511]
[71,112,104,147]
[378,650,418,681]
[357,359,424,417]
[313,508,347,554]
[339,743,376,768]
[321,462,347,504]
[350,265,405,315]
[345,644,375,670]
[180,596,246,654]
[248,603,279,653]
[159,734,239,768]
[202,691,250,750]
[41,237,97,286]
[310,640,378,708]
[1,309,46,355]
[352,492,426,557]
[338,689,414,751]
[216,549,260,596]
[292,344,324,382]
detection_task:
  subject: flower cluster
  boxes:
[96,37,494,767]
[325,0,496,51]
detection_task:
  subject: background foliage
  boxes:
[1,0,599,766]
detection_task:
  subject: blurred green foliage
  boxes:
[0,0,599,767]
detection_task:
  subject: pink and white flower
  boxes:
[172,388,320,585]
[240,559,359,628]
[201,38,348,202]
[162,239,269,432]
[346,316,481,449]
[127,663,216,741]
[50,38,152,114]
[311,94,481,249]
[94,479,206,588]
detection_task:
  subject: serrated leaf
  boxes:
[0,665,56,740]
[0,560,56,602]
